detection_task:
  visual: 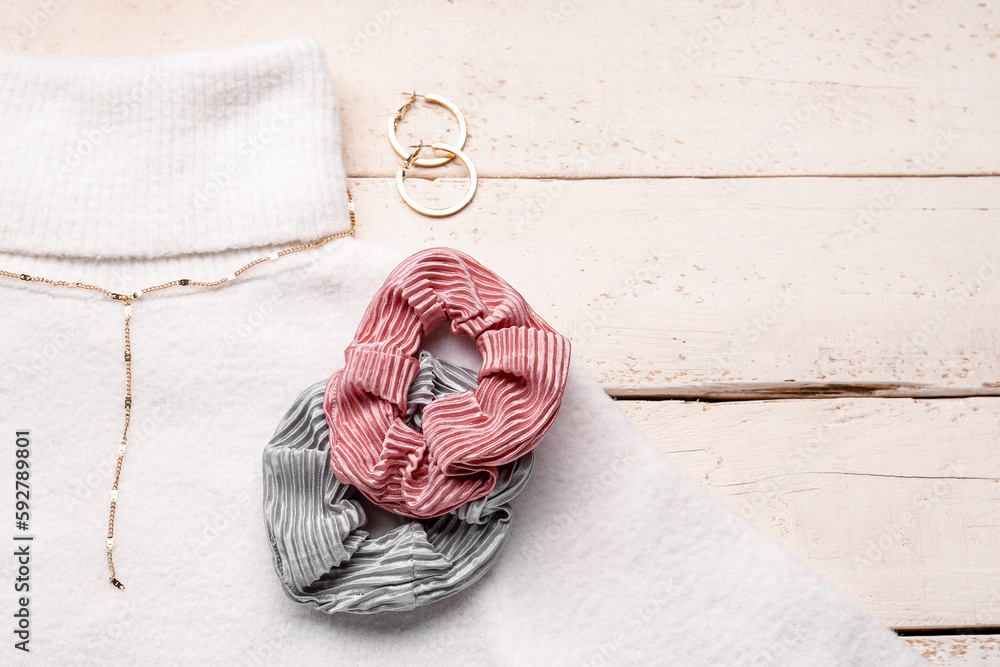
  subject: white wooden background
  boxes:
[3,1,998,663]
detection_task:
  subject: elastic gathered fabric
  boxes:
[263,351,533,614]
[324,247,571,519]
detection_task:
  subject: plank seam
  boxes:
[609,392,1000,402]
[346,173,1000,181]
[897,627,1000,636]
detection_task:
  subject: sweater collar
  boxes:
[0,36,351,260]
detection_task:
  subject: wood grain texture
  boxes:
[0,1,997,177]
[619,396,1000,629]
[352,176,1000,398]
[906,636,1000,665]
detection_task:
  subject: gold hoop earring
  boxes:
[396,142,477,217]
[388,92,468,169]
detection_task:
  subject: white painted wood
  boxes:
[352,176,1000,398]
[906,636,1000,665]
[2,1,997,177]
[619,396,1000,629]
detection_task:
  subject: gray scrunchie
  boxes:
[262,350,533,614]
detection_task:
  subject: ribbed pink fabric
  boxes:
[323,247,571,519]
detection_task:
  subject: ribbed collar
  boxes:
[0,36,350,260]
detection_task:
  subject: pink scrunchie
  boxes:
[323,247,571,519]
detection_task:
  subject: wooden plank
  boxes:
[1,1,997,177]
[617,396,1000,629]
[905,636,1000,665]
[353,176,1000,398]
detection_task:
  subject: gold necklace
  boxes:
[1,188,357,590]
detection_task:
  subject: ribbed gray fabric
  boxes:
[403,349,479,432]
[262,350,533,614]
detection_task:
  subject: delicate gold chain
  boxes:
[1,188,357,590]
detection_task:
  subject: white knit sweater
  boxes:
[0,36,925,665]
